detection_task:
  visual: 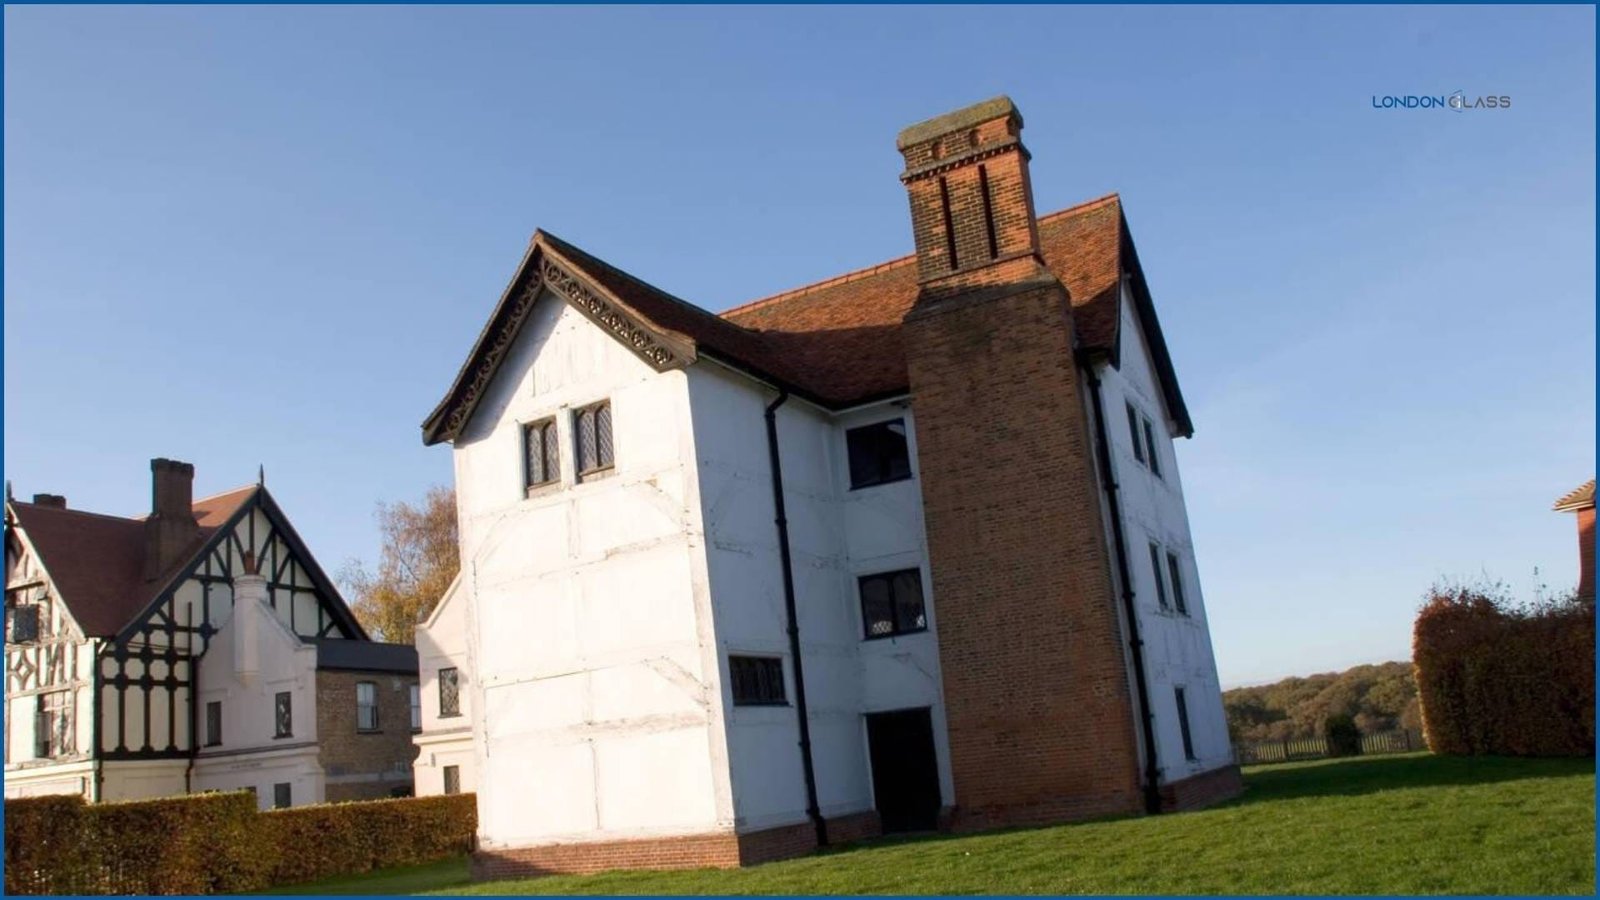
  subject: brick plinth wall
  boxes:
[470,811,881,880]
[1578,507,1594,602]
[901,278,1144,830]
[1157,764,1244,812]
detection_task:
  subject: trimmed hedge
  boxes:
[4,791,475,895]
[1413,585,1595,757]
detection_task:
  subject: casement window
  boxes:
[1149,543,1170,610]
[409,684,422,732]
[8,604,40,643]
[1175,687,1197,761]
[728,655,786,707]
[1167,552,1188,616]
[35,691,72,758]
[443,765,461,796]
[573,401,615,480]
[356,681,379,732]
[522,418,559,491]
[1143,419,1162,478]
[846,418,912,489]
[858,568,928,639]
[205,700,223,746]
[1126,403,1145,465]
[438,667,461,718]
[1127,402,1163,478]
[274,692,292,738]
[273,782,292,809]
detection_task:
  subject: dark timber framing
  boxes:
[99,487,365,761]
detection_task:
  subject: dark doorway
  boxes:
[866,707,941,833]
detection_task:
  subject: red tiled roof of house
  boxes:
[8,486,257,637]
[1553,479,1595,512]
[423,193,1193,443]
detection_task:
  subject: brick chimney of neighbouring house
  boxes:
[897,98,1146,829]
[896,95,1045,297]
[30,494,66,509]
[143,458,200,581]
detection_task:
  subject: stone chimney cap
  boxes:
[896,96,1021,150]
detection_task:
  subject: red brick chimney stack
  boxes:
[144,458,200,581]
[896,96,1045,296]
[30,494,66,509]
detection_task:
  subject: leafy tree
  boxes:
[1224,660,1420,744]
[340,486,459,644]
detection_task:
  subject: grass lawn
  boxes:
[270,753,1595,895]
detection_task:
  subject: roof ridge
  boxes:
[538,231,747,335]
[9,502,141,525]
[720,192,1123,320]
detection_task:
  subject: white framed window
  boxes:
[356,681,379,732]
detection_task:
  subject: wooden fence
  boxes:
[1234,728,1423,765]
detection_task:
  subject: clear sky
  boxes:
[4,6,1593,686]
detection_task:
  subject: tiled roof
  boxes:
[424,192,1193,442]
[8,486,257,637]
[1553,479,1595,512]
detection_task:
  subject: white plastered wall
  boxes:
[1094,282,1233,780]
[452,293,732,849]
[686,362,952,833]
[413,573,478,796]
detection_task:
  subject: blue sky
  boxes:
[4,6,1593,685]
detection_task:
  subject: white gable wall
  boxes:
[687,362,951,833]
[452,293,732,849]
[413,574,477,796]
[192,592,322,808]
[1094,284,1232,779]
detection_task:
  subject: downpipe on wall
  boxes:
[1085,366,1164,815]
[764,390,828,848]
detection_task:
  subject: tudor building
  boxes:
[422,96,1239,877]
[3,459,419,806]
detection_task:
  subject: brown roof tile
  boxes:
[424,192,1194,441]
[9,486,256,637]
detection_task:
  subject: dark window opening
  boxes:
[1176,687,1197,761]
[205,700,222,746]
[847,418,912,489]
[523,418,559,490]
[356,681,379,732]
[859,569,927,640]
[443,765,461,796]
[978,164,999,260]
[274,692,292,738]
[8,605,40,643]
[409,684,421,732]
[938,176,959,270]
[729,655,786,706]
[1167,552,1188,616]
[1126,403,1145,464]
[273,782,292,809]
[574,401,614,480]
[1149,543,1170,610]
[1144,419,1162,478]
[439,667,461,718]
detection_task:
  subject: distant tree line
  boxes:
[1223,661,1422,744]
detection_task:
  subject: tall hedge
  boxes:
[4,791,475,895]
[1413,585,1595,756]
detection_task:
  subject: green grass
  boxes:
[272,753,1596,895]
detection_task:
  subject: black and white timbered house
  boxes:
[4,459,419,807]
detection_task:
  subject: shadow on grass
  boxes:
[1234,752,1595,805]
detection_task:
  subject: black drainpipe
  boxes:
[1085,366,1163,814]
[764,390,828,848]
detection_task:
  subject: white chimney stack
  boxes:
[233,552,265,686]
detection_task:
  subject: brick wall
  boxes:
[1578,507,1594,602]
[1157,764,1243,812]
[469,811,881,880]
[901,277,1145,830]
[315,670,418,802]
